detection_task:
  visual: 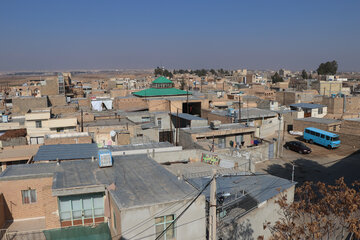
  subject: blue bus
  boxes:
[303,127,340,149]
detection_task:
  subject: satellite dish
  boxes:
[110,130,116,137]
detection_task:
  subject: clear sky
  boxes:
[1,0,359,72]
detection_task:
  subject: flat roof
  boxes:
[0,155,195,209]
[83,118,134,127]
[290,103,325,109]
[106,142,173,152]
[171,113,206,121]
[295,117,341,125]
[188,174,295,207]
[0,145,40,162]
[182,123,255,134]
[212,108,277,120]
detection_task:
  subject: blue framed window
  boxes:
[58,193,104,226]
[155,215,175,240]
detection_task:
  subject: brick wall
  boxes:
[0,193,5,228]
[48,95,66,107]
[12,97,48,114]
[201,109,232,124]
[0,177,60,229]
[44,136,92,145]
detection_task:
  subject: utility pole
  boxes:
[176,108,179,146]
[209,169,217,240]
[80,109,84,132]
[238,94,241,123]
[277,114,282,158]
[186,86,189,114]
[281,119,286,157]
[168,100,173,144]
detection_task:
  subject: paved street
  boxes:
[256,133,360,185]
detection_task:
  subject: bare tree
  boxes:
[264,178,360,240]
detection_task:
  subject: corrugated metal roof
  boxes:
[187,174,295,205]
[133,88,191,97]
[152,76,173,84]
[34,144,98,161]
[290,103,325,109]
[171,113,206,121]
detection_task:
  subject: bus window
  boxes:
[315,132,320,137]
[332,136,339,141]
[310,131,314,135]
[305,129,310,134]
[326,136,330,140]
[321,134,324,138]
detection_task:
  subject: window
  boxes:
[310,131,315,135]
[333,126,336,131]
[35,120,42,128]
[113,211,117,231]
[321,134,325,139]
[315,132,320,137]
[305,129,310,134]
[59,193,104,226]
[326,136,330,140]
[141,116,151,123]
[155,215,175,240]
[157,118,162,128]
[22,189,37,204]
[56,128,64,132]
[318,108,323,114]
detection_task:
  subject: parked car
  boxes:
[284,141,311,154]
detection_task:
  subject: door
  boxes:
[268,143,274,159]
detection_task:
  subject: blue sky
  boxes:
[0,0,359,71]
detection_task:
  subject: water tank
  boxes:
[98,149,113,167]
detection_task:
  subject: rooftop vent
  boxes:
[210,120,221,130]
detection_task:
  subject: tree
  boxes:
[210,69,217,76]
[264,178,360,240]
[154,67,163,76]
[317,60,338,75]
[271,72,284,83]
[309,73,313,79]
[301,69,308,79]
[180,79,186,90]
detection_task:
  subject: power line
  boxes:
[155,176,214,240]
[118,188,199,237]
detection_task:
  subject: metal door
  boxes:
[268,143,274,159]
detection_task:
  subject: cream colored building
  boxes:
[318,81,342,96]
[25,109,78,144]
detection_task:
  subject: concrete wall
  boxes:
[310,107,327,118]
[0,122,22,131]
[0,137,27,148]
[152,149,255,172]
[218,185,295,240]
[120,196,206,240]
[0,177,60,229]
